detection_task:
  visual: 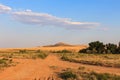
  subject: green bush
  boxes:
[79,49,87,53]
[35,50,43,53]
[54,50,72,53]
[37,53,48,59]
[90,72,109,80]
[0,59,6,64]
[0,58,13,68]
[61,55,69,61]
[87,71,120,80]
[60,70,77,80]
[19,49,27,53]
[77,71,120,80]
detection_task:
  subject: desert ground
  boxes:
[0,44,120,80]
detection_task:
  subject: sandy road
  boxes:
[0,54,120,80]
[0,58,53,80]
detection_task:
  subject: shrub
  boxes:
[19,49,27,53]
[54,50,72,53]
[79,49,87,53]
[78,71,120,80]
[61,55,69,61]
[0,59,6,64]
[60,70,77,80]
[89,72,120,80]
[0,58,13,68]
[35,50,43,53]
[37,53,48,59]
[106,43,117,54]
[90,72,109,80]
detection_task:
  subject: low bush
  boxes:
[88,71,120,80]
[35,50,43,53]
[61,55,69,61]
[59,68,120,80]
[36,53,48,59]
[19,49,27,53]
[0,58,13,68]
[0,59,6,64]
[53,50,72,53]
[60,70,77,80]
[60,53,120,68]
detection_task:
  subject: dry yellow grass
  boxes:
[0,45,87,53]
[1,46,120,79]
[38,45,87,52]
[61,53,120,68]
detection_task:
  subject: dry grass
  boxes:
[1,46,120,79]
[0,50,48,59]
[0,45,87,53]
[0,57,16,70]
[60,53,120,68]
[59,67,120,80]
[0,53,120,79]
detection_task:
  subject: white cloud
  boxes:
[12,10,99,29]
[0,4,11,13]
[0,4,99,29]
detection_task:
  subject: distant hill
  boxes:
[43,42,76,47]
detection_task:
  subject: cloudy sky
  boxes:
[0,0,120,48]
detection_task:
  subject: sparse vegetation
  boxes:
[59,68,120,80]
[36,53,48,59]
[78,71,120,80]
[60,69,77,80]
[35,50,43,53]
[19,49,27,53]
[0,57,14,69]
[0,49,49,59]
[0,44,120,79]
[53,49,72,53]
[60,53,120,68]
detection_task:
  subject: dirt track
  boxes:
[0,54,120,80]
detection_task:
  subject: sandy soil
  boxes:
[0,54,120,80]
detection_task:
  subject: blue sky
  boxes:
[0,0,120,48]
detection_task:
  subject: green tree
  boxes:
[117,42,120,54]
[106,43,117,54]
[88,41,105,53]
[79,41,119,54]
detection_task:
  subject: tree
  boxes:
[117,42,120,54]
[118,42,120,48]
[79,41,119,54]
[88,41,105,53]
[106,43,117,54]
